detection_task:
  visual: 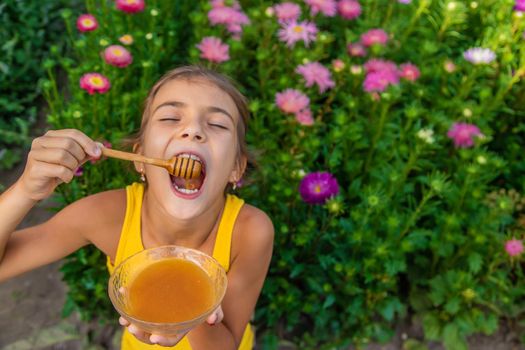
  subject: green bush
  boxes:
[0,0,79,169]
[45,0,525,349]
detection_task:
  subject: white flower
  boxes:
[417,128,435,144]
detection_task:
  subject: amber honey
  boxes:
[128,258,215,323]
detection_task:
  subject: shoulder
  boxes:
[232,203,274,262]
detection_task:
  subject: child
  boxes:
[0,65,274,349]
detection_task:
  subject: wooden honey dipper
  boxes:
[101,147,202,179]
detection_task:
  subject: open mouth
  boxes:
[170,152,206,196]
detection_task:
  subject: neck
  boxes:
[141,192,225,249]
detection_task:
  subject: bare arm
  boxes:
[0,129,101,281]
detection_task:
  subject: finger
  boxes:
[44,129,101,158]
[207,306,224,325]
[32,135,86,163]
[127,324,155,345]
[150,332,185,347]
[119,317,130,326]
[35,162,75,184]
[30,148,80,172]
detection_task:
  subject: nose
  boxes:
[179,122,206,142]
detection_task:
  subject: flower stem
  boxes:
[364,102,389,173]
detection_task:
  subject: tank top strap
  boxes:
[212,194,244,272]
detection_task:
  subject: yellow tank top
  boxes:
[107,183,255,350]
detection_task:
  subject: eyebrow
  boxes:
[153,101,234,123]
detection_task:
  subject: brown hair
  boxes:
[124,65,254,188]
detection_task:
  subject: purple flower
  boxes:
[299,172,339,204]
[463,48,496,65]
[296,62,335,93]
[505,238,524,256]
[515,0,525,12]
[278,20,318,47]
[447,122,482,148]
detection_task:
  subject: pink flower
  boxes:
[363,70,399,92]
[79,73,111,94]
[208,6,250,35]
[296,62,335,93]
[399,63,420,81]
[505,239,524,257]
[278,20,318,48]
[76,14,98,32]
[347,42,367,57]
[119,34,134,45]
[364,59,398,74]
[446,122,482,148]
[361,28,389,47]
[305,0,337,16]
[332,59,345,72]
[103,45,133,68]
[338,0,361,20]
[274,2,301,23]
[275,89,310,114]
[116,0,145,13]
[295,109,314,125]
[196,37,230,63]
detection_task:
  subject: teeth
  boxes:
[174,184,199,194]
[178,153,201,162]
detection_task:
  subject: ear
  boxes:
[132,143,143,173]
[229,155,247,183]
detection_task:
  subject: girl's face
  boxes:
[139,78,243,219]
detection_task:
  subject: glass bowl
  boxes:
[108,245,227,336]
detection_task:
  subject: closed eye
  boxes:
[159,117,180,122]
[209,123,228,130]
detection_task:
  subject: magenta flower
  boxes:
[305,0,337,16]
[208,6,250,36]
[295,109,314,126]
[196,37,230,63]
[399,63,420,81]
[76,14,98,32]
[515,0,525,12]
[347,42,367,57]
[364,59,398,74]
[338,0,361,20]
[275,89,310,114]
[274,2,301,23]
[447,122,482,148]
[296,62,335,93]
[278,20,318,47]
[299,172,340,204]
[363,70,399,92]
[79,73,111,95]
[116,0,145,13]
[505,239,524,256]
[103,45,133,68]
[361,28,389,47]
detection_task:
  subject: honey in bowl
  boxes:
[128,258,215,323]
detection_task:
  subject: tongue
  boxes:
[173,176,203,191]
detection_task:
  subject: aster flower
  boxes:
[208,6,250,36]
[399,63,420,81]
[103,45,133,68]
[119,34,134,45]
[295,108,314,125]
[79,73,111,94]
[275,89,310,114]
[274,2,301,23]
[296,62,335,93]
[196,37,230,63]
[338,0,361,20]
[505,238,524,256]
[447,122,482,148]
[278,20,318,48]
[360,28,389,47]
[299,172,340,204]
[515,0,525,12]
[116,0,145,13]
[76,14,98,32]
[332,59,345,72]
[305,0,337,16]
[463,48,496,65]
[363,70,399,92]
[364,59,398,74]
[347,42,367,57]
